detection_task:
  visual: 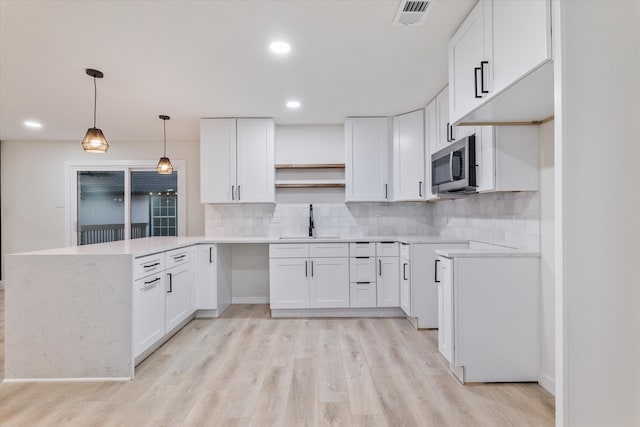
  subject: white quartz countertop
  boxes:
[11,235,473,258]
[435,248,540,258]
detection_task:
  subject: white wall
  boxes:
[539,120,555,394]
[555,1,640,425]
[1,139,204,272]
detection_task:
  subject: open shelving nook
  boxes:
[274,163,346,189]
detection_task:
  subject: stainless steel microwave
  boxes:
[431,135,477,194]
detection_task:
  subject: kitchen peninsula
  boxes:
[5,235,539,383]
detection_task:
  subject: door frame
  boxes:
[65,160,187,247]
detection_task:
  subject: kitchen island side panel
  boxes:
[5,254,133,380]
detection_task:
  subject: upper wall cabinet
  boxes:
[200,118,275,203]
[345,117,390,202]
[392,110,425,201]
[449,0,552,125]
[475,125,539,192]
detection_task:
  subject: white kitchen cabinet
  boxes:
[448,0,552,124]
[436,253,540,383]
[437,256,454,362]
[134,273,165,357]
[475,125,539,193]
[310,257,350,308]
[350,282,377,308]
[435,87,475,152]
[345,117,390,202]
[269,257,310,309]
[195,244,217,310]
[349,256,376,283]
[448,1,489,123]
[165,261,191,332]
[376,255,399,307]
[269,243,349,310]
[200,118,274,203]
[399,250,411,316]
[392,110,425,201]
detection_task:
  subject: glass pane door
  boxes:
[77,171,125,245]
[130,171,178,239]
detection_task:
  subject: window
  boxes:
[66,161,186,246]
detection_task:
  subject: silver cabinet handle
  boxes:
[144,277,160,286]
[305,260,308,277]
[143,262,160,269]
[209,247,213,263]
[231,185,235,200]
[167,273,173,293]
[237,185,241,200]
[384,183,388,199]
[379,259,382,276]
[311,260,314,277]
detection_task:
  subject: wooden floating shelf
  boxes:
[275,163,345,169]
[275,183,345,189]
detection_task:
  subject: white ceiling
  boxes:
[0,0,474,143]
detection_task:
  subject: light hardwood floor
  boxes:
[0,290,554,426]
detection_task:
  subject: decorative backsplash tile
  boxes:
[204,191,540,251]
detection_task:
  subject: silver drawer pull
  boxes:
[173,254,186,260]
[144,277,161,285]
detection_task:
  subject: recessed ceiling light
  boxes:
[23,120,42,129]
[269,41,291,54]
[286,100,301,109]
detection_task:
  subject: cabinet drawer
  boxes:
[349,242,375,257]
[269,243,309,258]
[134,253,165,280]
[350,257,377,282]
[400,243,411,260]
[166,247,190,268]
[376,242,399,257]
[350,282,377,308]
[309,243,349,258]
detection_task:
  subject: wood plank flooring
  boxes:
[0,290,555,426]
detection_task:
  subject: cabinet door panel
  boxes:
[200,119,236,203]
[236,119,274,203]
[377,257,400,307]
[436,89,450,151]
[165,264,191,332]
[393,110,425,201]
[449,1,487,123]
[345,118,389,202]
[349,257,376,283]
[310,258,349,308]
[269,258,309,309]
[438,257,454,363]
[492,0,550,94]
[196,245,217,310]
[400,259,411,315]
[134,275,165,357]
[350,283,377,308]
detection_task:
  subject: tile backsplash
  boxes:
[205,191,540,251]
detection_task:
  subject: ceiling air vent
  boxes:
[392,0,432,26]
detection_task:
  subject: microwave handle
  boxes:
[449,153,454,182]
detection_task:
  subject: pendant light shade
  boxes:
[82,69,109,153]
[157,115,173,174]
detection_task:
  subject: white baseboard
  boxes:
[3,377,131,383]
[271,307,405,318]
[538,371,556,396]
[232,296,269,304]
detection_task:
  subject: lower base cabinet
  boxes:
[134,274,165,357]
[436,253,540,383]
[269,243,349,310]
[350,282,377,307]
[310,258,349,308]
[165,263,191,332]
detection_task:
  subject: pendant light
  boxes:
[157,115,173,174]
[81,68,109,153]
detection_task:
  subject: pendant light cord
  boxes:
[163,119,167,156]
[93,76,97,128]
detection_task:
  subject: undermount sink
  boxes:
[278,236,342,240]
